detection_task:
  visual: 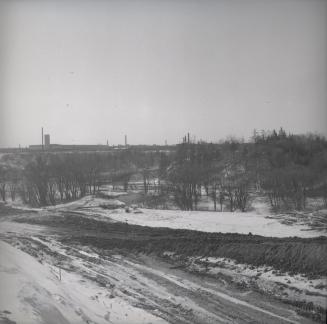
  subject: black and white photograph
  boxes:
[0,0,326,323]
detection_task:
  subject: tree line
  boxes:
[0,129,326,212]
[0,149,164,207]
[164,129,327,212]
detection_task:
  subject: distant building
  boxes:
[44,134,50,147]
[28,144,113,152]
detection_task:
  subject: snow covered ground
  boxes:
[0,234,318,324]
[106,208,326,238]
[17,195,322,238]
[0,240,168,324]
[6,193,327,238]
[1,198,325,324]
[163,253,327,309]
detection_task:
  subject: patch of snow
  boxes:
[78,250,99,259]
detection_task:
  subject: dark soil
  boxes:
[14,212,327,276]
[0,203,36,216]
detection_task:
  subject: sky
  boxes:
[0,0,326,147]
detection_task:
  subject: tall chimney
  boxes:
[187,133,190,144]
[42,127,44,150]
[125,135,127,146]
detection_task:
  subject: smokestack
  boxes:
[187,133,190,144]
[42,127,44,150]
[125,135,127,146]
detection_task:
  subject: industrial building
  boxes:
[44,134,50,147]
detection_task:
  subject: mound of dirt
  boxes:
[15,213,327,276]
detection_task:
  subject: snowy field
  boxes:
[107,208,326,238]
[44,195,327,238]
[6,194,327,238]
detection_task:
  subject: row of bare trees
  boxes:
[0,149,164,207]
[0,165,20,203]
[162,130,327,212]
[1,130,325,212]
[165,140,253,211]
[0,154,105,207]
[254,130,327,211]
[20,154,105,206]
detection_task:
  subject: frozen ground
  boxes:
[0,224,320,324]
[7,193,327,238]
[0,240,168,324]
[107,208,326,238]
[41,195,327,238]
[163,253,327,309]
[1,195,326,323]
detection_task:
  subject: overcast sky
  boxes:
[0,0,326,147]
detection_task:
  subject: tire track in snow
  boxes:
[124,259,301,324]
